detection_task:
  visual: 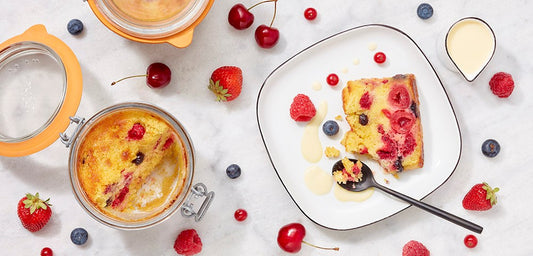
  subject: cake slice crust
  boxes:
[341,74,423,174]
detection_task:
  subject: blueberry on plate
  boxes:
[70,227,88,245]
[67,19,84,35]
[226,164,241,179]
[482,139,500,157]
[322,120,339,136]
[417,3,433,20]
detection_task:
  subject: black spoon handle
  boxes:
[374,183,483,234]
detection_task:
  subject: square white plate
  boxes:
[256,24,462,230]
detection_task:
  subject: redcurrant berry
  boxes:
[304,8,317,20]
[41,247,53,256]
[326,73,339,86]
[234,209,248,221]
[374,52,386,64]
[464,234,478,248]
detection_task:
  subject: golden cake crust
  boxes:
[76,109,188,221]
[341,74,423,174]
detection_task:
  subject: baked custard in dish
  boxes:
[112,0,192,22]
[76,108,188,221]
[341,74,424,174]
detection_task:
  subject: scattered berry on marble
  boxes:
[254,0,280,48]
[208,66,243,102]
[277,223,338,253]
[111,63,172,89]
[70,228,88,245]
[481,139,500,157]
[489,72,514,98]
[234,209,248,221]
[322,120,339,136]
[326,73,339,86]
[226,164,242,179]
[402,240,430,256]
[304,7,317,20]
[290,94,316,122]
[255,24,280,49]
[374,52,387,64]
[174,229,202,256]
[462,182,499,211]
[416,3,433,20]
[40,247,53,256]
[228,4,255,30]
[464,234,478,248]
[67,19,84,35]
[17,192,52,232]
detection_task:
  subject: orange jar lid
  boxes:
[87,0,214,48]
[0,25,82,157]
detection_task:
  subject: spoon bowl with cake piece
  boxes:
[332,158,483,234]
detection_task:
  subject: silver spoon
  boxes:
[332,159,483,234]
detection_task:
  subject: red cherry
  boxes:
[277,223,306,253]
[374,52,386,64]
[277,223,339,253]
[326,73,339,86]
[464,234,478,248]
[41,247,53,256]
[304,8,317,20]
[390,110,415,134]
[111,63,171,89]
[388,85,411,109]
[255,25,280,48]
[234,209,248,221]
[228,4,254,30]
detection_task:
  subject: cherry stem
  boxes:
[270,0,277,27]
[111,74,147,86]
[302,240,340,251]
[247,0,277,11]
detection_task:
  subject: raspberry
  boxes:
[489,72,514,98]
[174,229,202,256]
[127,123,145,140]
[359,91,372,109]
[402,240,430,256]
[289,94,316,122]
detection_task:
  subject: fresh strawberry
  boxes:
[17,192,52,232]
[462,182,499,211]
[208,66,242,102]
[290,94,316,122]
[402,240,430,256]
[174,229,202,256]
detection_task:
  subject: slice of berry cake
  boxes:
[341,74,423,174]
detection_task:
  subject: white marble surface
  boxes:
[1,0,533,255]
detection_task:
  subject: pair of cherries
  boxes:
[228,1,280,48]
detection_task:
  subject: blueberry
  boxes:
[70,228,88,245]
[322,120,339,136]
[359,114,369,126]
[482,139,500,157]
[226,164,241,179]
[67,19,84,35]
[417,3,433,20]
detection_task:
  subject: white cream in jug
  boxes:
[446,18,495,80]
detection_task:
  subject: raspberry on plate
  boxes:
[489,72,514,98]
[290,94,316,122]
[402,240,430,256]
[174,229,202,256]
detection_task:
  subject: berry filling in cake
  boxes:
[341,74,424,174]
[76,109,188,221]
[333,157,364,184]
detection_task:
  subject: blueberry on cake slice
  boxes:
[341,74,423,175]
